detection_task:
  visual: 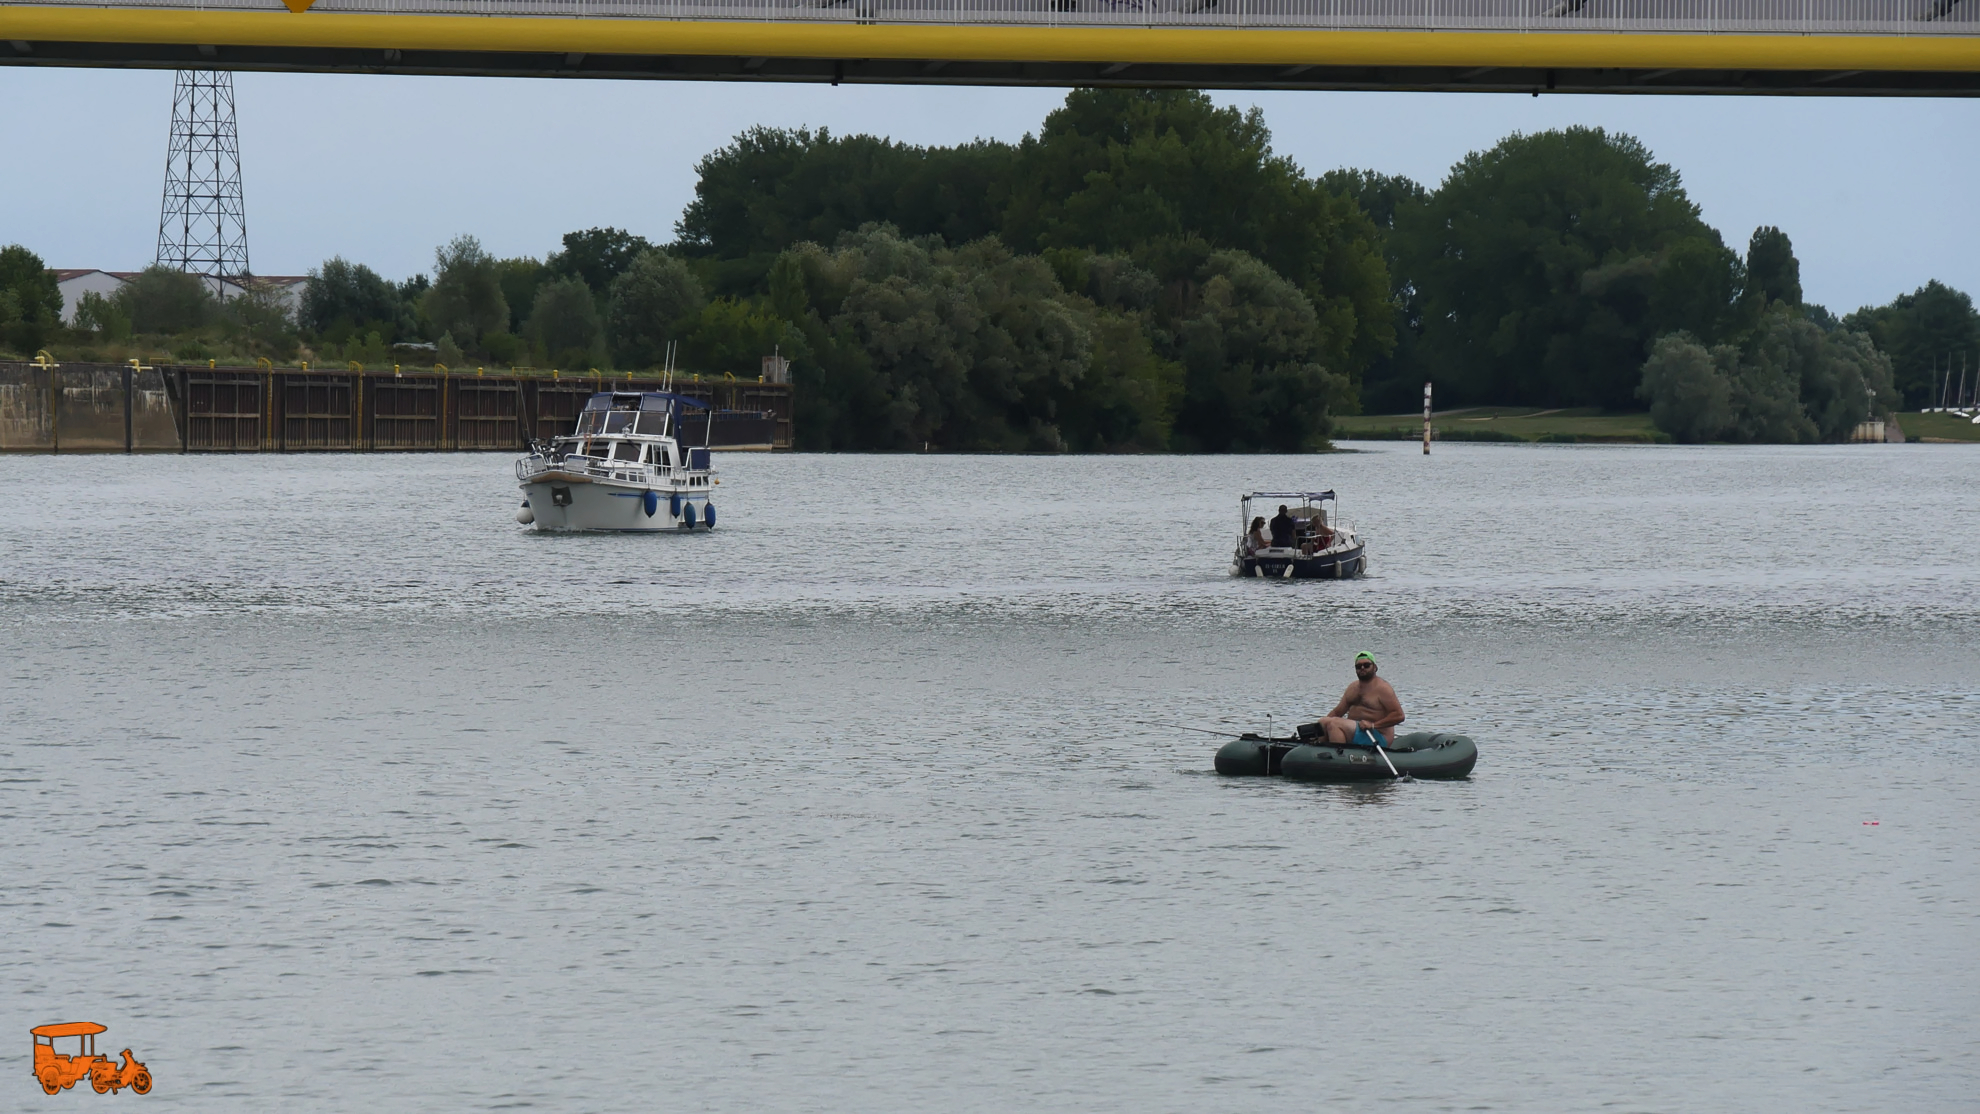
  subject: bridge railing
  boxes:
[15,0,1977,34]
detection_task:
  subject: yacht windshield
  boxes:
[604,412,635,434]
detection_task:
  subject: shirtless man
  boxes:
[1317,651,1405,747]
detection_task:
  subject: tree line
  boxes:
[5,88,1976,448]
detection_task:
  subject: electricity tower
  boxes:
[156,70,250,277]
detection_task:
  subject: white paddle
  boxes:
[1358,721,1405,780]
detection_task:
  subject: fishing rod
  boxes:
[1133,720,1304,741]
[1132,720,1254,739]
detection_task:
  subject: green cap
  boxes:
[1354,651,1376,663]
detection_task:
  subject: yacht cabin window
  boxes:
[613,441,642,462]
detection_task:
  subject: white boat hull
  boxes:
[519,474,714,533]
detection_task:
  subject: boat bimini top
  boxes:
[1243,491,1335,503]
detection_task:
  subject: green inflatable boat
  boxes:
[1215,730,1478,781]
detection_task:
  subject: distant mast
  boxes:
[1422,382,1432,455]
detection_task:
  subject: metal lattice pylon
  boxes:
[156,70,249,277]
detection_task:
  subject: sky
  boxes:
[3,67,1975,316]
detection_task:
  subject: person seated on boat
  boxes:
[1314,651,1404,748]
[1246,516,1270,554]
[1300,508,1334,555]
[1269,505,1297,549]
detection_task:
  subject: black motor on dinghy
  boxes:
[1215,730,1477,781]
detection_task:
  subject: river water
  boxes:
[2,443,1975,1112]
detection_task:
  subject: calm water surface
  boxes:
[2,443,1976,1112]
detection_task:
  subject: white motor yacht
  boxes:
[514,390,720,532]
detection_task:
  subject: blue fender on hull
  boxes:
[643,490,659,517]
[704,503,716,529]
[669,492,682,519]
[683,502,698,529]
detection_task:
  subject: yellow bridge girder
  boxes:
[2,4,1977,94]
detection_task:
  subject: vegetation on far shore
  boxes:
[4,89,1977,450]
[1333,408,1671,444]
[1900,411,1980,443]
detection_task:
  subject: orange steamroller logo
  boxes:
[30,1023,152,1097]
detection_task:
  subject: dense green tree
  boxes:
[1317,171,1432,413]
[1168,250,1347,451]
[0,245,62,353]
[1843,280,1980,408]
[682,297,807,380]
[72,291,130,340]
[669,91,1388,442]
[1639,311,1897,442]
[422,235,509,351]
[1320,169,1428,232]
[1744,226,1803,308]
[223,281,300,359]
[494,257,548,335]
[676,127,1014,269]
[547,227,655,295]
[526,276,605,368]
[399,273,430,307]
[944,238,1093,450]
[766,226,1100,451]
[1391,127,1741,409]
[606,250,706,369]
[116,265,216,335]
[1006,91,1290,269]
[301,256,404,340]
[1055,311,1182,451]
[1748,312,1896,439]
[1005,90,1392,392]
[1638,333,1736,442]
[821,227,994,448]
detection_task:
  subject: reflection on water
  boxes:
[1,443,1975,1111]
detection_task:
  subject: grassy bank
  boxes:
[1333,407,1671,444]
[1899,412,1980,443]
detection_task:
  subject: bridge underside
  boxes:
[7,41,1978,95]
[2,6,1977,95]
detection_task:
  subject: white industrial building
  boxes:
[53,269,310,325]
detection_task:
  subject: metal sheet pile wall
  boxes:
[0,363,794,453]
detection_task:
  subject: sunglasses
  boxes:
[1355,661,1375,669]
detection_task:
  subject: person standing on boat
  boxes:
[1269,505,1297,549]
[1317,651,1405,747]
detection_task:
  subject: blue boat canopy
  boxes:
[584,391,711,412]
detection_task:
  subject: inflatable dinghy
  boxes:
[1215,730,1477,781]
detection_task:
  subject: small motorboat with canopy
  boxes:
[514,389,720,532]
[1233,490,1366,579]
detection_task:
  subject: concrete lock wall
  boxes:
[0,366,55,451]
[0,363,183,452]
